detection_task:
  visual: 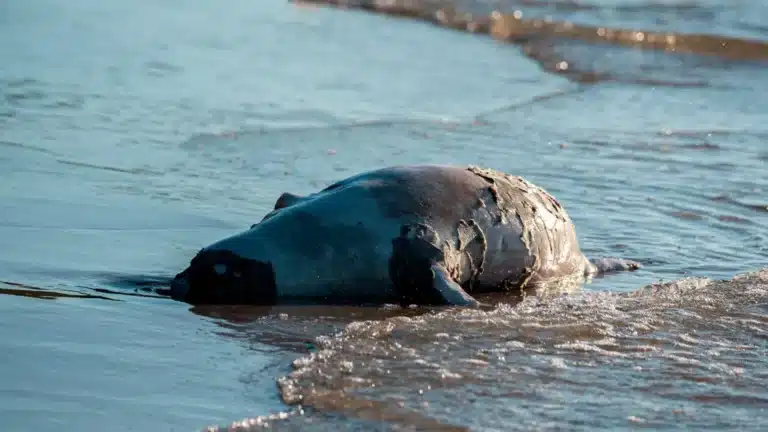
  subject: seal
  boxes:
[169,165,639,307]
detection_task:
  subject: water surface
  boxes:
[1,0,766,430]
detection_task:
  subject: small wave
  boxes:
[2,78,86,110]
[55,159,163,176]
[0,280,119,301]
[0,140,57,156]
[268,269,768,430]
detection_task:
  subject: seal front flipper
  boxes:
[389,223,480,308]
[430,264,480,307]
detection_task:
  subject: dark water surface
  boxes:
[1,0,767,430]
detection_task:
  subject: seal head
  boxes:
[170,249,276,305]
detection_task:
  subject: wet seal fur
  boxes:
[169,165,639,307]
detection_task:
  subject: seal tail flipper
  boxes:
[587,257,642,275]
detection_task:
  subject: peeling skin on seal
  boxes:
[466,165,585,288]
[389,217,489,304]
[451,219,487,290]
[467,166,540,287]
[513,204,540,289]
[484,186,505,224]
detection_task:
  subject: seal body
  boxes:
[169,165,636,306]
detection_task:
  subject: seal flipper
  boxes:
[389,223,480,307]
[587,257,641,274]
[430,264,480,307]
[274,192,303,210]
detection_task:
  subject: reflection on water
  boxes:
[296,0,768,85]
[1,0,767,430]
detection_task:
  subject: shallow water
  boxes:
[1,0,766,430]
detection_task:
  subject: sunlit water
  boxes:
[1,0,766,430]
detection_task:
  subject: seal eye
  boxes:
[213,264,227,275]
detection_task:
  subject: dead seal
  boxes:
[169,165,639,307]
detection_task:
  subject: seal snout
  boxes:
[171,249,277,305]
[169,271,190,301]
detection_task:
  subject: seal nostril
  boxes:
[169,275,190,300]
